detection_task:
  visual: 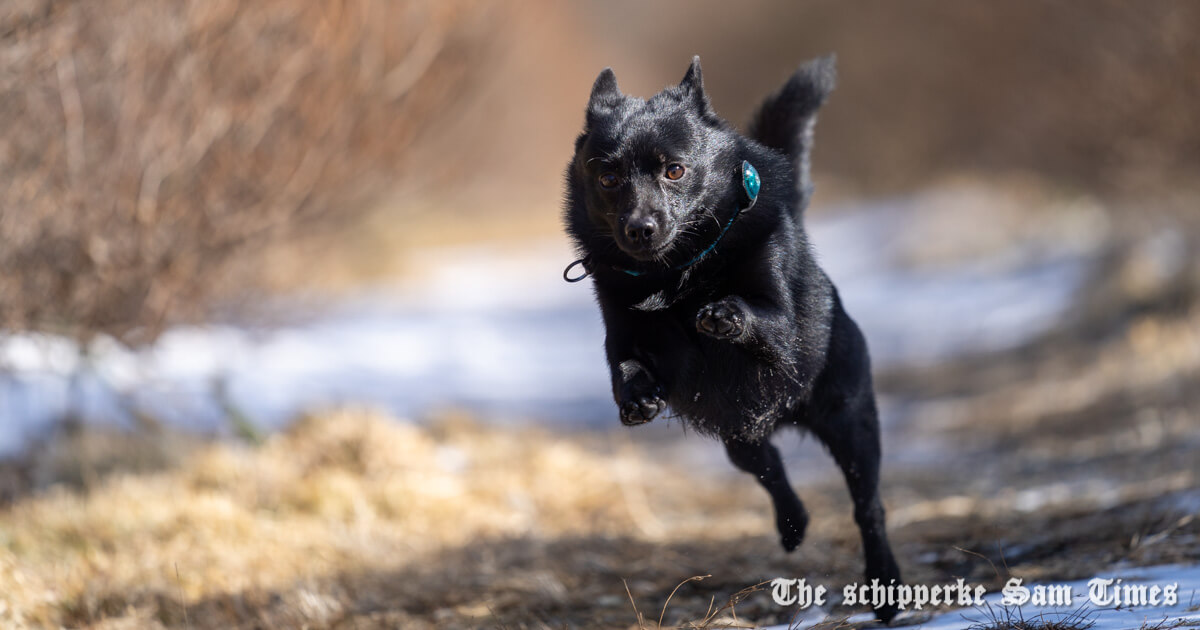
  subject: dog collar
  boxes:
[563,161,760,283]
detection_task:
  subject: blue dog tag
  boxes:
[742,161,761,201]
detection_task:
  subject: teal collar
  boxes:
[563,161,760,283]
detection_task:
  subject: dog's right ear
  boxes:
[586,68,623,125]
[678,56,712,114]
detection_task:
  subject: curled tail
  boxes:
[747,54,837,214]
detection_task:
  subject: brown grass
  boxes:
[964,600,1097,630]
[1,400,1196,629]
[0,410,799,628]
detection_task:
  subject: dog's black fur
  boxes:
[563,56,902,623]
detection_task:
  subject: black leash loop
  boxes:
[563,256,593,282]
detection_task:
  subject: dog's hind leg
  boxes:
[812,398,902,623]
[723,438,808,552]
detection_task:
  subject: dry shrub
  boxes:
[0,1,496,345]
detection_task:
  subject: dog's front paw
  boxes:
[619,388,666,426]
[696,299,746,340]
[614,359,665,426]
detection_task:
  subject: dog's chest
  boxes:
[633,301,807,436]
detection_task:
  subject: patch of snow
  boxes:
[762,563,1200,630]
[0,200,1093,457]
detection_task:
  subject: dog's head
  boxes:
[565,57,747,266]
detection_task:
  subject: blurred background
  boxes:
[1,2,1198,629]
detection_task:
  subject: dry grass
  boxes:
[964,601,1097,630]
[0,409,804,628]
[1,403,1196,629]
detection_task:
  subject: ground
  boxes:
[1,192,1198,629]
[1,299,1197,628]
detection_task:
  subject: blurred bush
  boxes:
[3,1,1197,347]
[0,1,495,345]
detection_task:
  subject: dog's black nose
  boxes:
[625,217,657,244]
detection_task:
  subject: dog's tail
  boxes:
[747,54,836,214]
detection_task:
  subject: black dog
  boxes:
[563,55,902,623]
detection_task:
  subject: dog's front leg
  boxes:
[611,357,665,425]
[696,294,795,362]
[694,252,800,361]
[599,300,666,426]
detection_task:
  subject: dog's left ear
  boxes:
[586,67,624,129]
[679,56,712,113]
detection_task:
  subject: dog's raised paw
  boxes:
[620,393,666,425]
[696,300,746,339]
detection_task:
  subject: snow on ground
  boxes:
[766,563,1200,630]
[0,200,1093,457]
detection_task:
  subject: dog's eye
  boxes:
[664,163,686,181]
[598,172,619,189]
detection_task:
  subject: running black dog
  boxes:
[562,56,902,623]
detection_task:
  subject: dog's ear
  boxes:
[678,56,712,113]
[587,68,623,124]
